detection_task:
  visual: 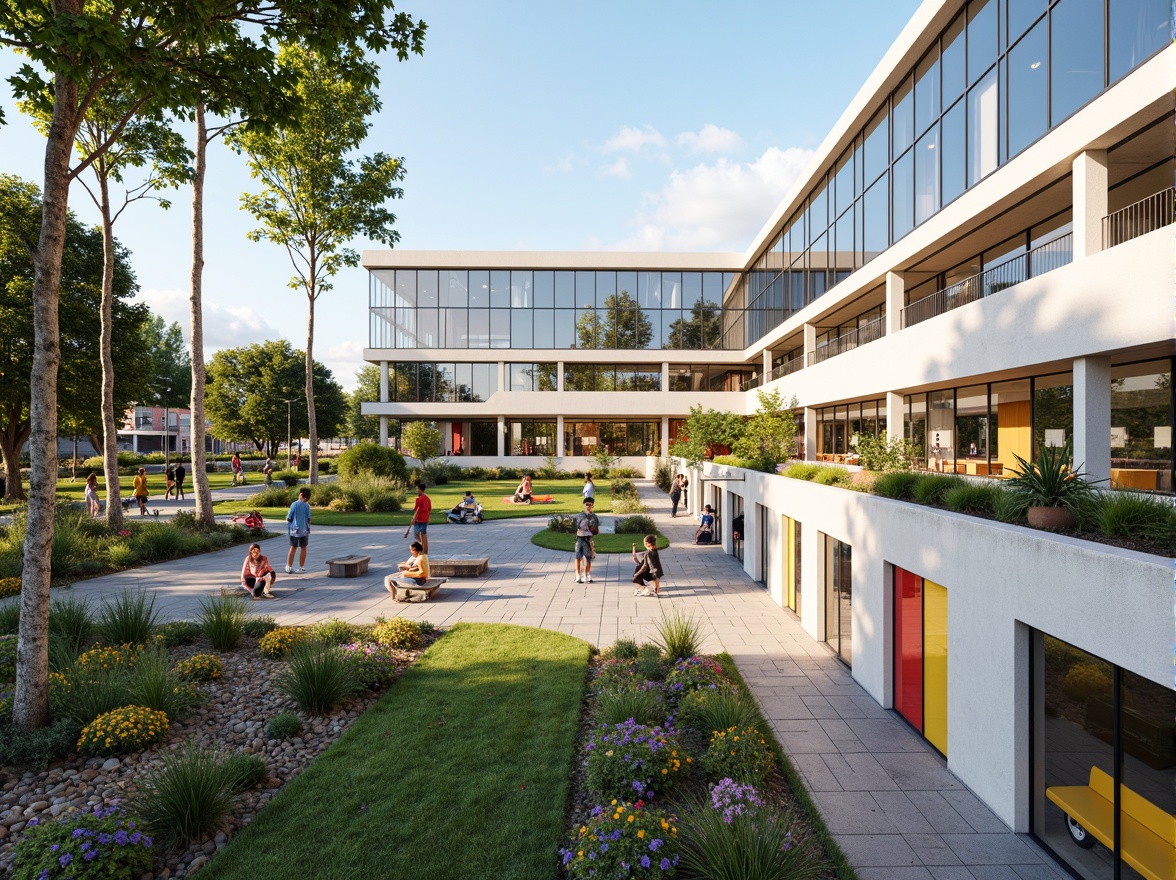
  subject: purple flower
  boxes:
[58,853,73,867]
[38,871,49,880]
[561,850,573,866]
[50,845,59,853]
[143,836,153,848]
[130,831,142,844]
[660,857,671,870]
[649,838,663,851]
[72,828,87,838]
[114,829,129,846]
[640,855,651,868]
[84,849,99,862]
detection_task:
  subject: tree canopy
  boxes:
[347,364,382,441]
[205,341,346,454]
[576,290,653,350]
[0,175,148,499]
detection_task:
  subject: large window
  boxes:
[1110,358,1173,493]
[823,535,852,666]
[507,421,556,457]
[386,363,498,403]
[565,421,659,457]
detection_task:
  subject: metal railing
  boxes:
[1102,187,1174,249]
[808,315,886,366]
[902,233,1073,329]
[738,373,763,392]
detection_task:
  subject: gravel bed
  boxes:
[0,633,437,878]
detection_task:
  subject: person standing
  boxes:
[680,474,689,509]
[164,464,176,500]
[231,452,244,486]
[404,483,432,554]
[174,461,186,500]
[573,498,600,584]
[631,534,664,597]
[84,472,100,516]
[669,474,682,518]
[285,487,312,573]
[263,456,274,486]
[132,467,150,516]
[582,473,596,505]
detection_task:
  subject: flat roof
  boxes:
[362,250,744,271]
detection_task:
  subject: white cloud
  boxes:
[544,155,575,173]
[600,157,631,179]
[611,146,815,252]
[322,340,367,393]
[676,124,743,154]
[134,288,284,355]
[602,124,666,153]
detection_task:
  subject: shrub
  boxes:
[272,470,301,488]
[911,474,963,505]
[700,725,775,786]
[678,687,758,734]
[308,483,344,506]
[96,589,158,646]
[158,620,202,648]
[636,644,666,682]
[340,642,400,690]
[250,485,297,508]
[128,522,190,563]
[615,515,656,534]
[856,434,919,472]
[0,600,18,634]
[561,801,680,879]
[266,712,302,740]
[585,719,689,801]
[243,615,278,639]
[943,482,1002,515]
[1006,442,1096,511]
[0,716,80,769]
[593,659,657,695]
[606,637,639,660]
[781,463,821,481]
[1091,490,1174,548]
[276,642,354,715]
[312,617,355,646]
[612,496,649,515]
[872,470,921,499]
[127,649,197,719]
[610,478,636,499]
[664,656,725,703]
[174,653,223,683]
[372,617,422,649]
[342,474,405,513]
[75,642,141,673]
[222,753,268,792]
[105,542,140,568]
[11,804,153,880]
[199,590,248,651]
[418,459,450,485]
[1063,662,1112,702]
[653,608,707,660]
[258,626,308,658]
[813,466,853,487]
[653,457,675,493]
[0,634,16,683]
[136,742,239,848]
[336,442,409,482]
[993,488,1029,522]
[547,514,577,534]
[77,705,169,756]
[678,780,822,880]
[596,689,667,727]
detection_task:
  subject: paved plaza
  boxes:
[67,480,1065,879]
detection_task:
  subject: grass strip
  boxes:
[203,623,591,880]
[716,652,859,880]
[530,530,669,553]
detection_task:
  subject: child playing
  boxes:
[631,534,665,597]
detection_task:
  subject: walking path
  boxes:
[58,479,1064,879]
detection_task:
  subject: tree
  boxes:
[576,290,653,350]
[0,175,148,501]
[143,317,193,410]
[669,301,723,349]
[347,365,382,441]
[231,44,410,485]
[731,389,800,472]
[205,341,345,455]
[670,405,744,470]
[1,0,425,732]
[401,421,441,461]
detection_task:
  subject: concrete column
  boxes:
[762,349,773,382]
[1072,150,1108,260]
[661,362,669,391]
[803,407,818,461]
[885,271,905,335]
[660,416,670,458]
[497,361,506,394]
[379,417,388,446]
[556,415,565,457]
[886,392,905,444]
[496,415,505,457]
[803,323,817,366]
[379,361,389,402]
[1073,356,1111,484]
[556,361,564,393]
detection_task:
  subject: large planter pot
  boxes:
[1027,505,1075,530]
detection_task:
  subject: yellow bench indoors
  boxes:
[1045,766,1175,880]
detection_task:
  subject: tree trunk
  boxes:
[98,171,124,530]
[188,104,214,528]
[305,282,318,485]
[16,68,79,732]
[0,412,29,502]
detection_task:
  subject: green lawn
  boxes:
[214,478,616,526]
[530,530,669,553]
[202,623,590,880]
[53,471,241,502]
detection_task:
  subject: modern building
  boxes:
[362,2,1174,877]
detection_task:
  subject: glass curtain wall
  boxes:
[565,422,660,457]
[1110,358,1173,492]
[823,536,852,666]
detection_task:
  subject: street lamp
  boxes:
[284,399,296,471]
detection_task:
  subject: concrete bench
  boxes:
[384,575,448,603]
[325,555,371,578]
[1046,765,1174,880]
[429,557,489,577]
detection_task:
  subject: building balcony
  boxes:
[1102,186,1174,250]
[808,315,886,366]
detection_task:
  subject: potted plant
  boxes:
[1006,443,1095,529]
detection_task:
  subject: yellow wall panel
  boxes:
[996,400,1032,469]
[786,518,796,610]
[924,580,948,755]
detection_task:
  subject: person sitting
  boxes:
[448,491,479,523]
[631,534,664,597]
[513,474,533,504]
[241,543,276,598]
[694,505,715,544]
[397,541,430,585]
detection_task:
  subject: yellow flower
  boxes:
[637,830,645,839]
[627,815,634,823]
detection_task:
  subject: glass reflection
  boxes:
[1007,21,1048,157]
[1050,0,1104,125]
[1110,0,1172,83]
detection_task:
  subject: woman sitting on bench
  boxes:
[397,542,430,585]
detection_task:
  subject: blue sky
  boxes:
[0,1,921,390]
